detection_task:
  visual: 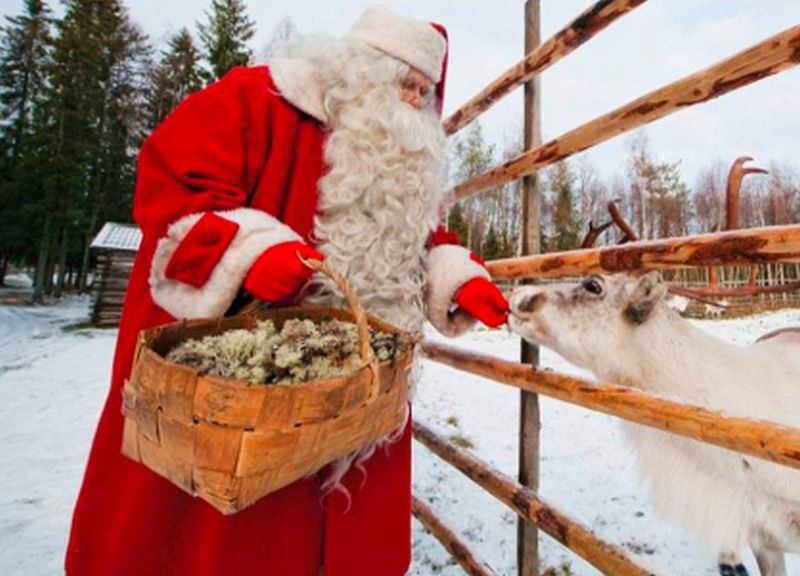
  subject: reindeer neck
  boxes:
[605,305,744,400]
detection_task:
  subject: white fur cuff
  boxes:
[149,208,301,319]
[425,244,490,337]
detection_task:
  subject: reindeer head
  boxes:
[508,271,668,373]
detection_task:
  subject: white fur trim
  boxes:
[149,208,301,319]
[425,244,489,337]
[347,5,446,83]
[269,58,330,125]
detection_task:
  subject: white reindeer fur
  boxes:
[508,272,800,570]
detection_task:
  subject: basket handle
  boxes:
[298,256,375,367]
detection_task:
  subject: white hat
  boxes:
[347,5,447,83]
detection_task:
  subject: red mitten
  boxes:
[244,241,324,302]
[454,277,509,327]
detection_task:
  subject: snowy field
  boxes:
[1,288,799,575]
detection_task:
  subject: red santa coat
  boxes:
[66,65,487,576]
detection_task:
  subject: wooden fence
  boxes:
[414,1,800,574]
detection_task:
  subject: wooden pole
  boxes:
[421,341,800,471]
[414,421,655,576]
[411,496,498,576]
[451,25,800,202]
[442,0,647,136]
[486,224,800,280]
[709,262,720,292]
[519,2,541,575]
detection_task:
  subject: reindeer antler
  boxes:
[579,201,639,249]
[607,201,639,244]
[726,156,768,290]
[580,220,614,249]
[726,156,768,230]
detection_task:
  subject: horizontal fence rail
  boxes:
[671,280,800,299]
[413,421,656,576]
[443,0,647,136]
[451,25,800,202]
[486,224,800,279]
[421,341,800,471]
[412,496,497,576]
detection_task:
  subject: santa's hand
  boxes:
[454,277,509,328]
[244,241,324,302]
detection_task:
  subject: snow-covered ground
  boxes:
[1,292,799,575]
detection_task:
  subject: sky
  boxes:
[2,0,799,188]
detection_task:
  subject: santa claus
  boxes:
[65,5,508,576]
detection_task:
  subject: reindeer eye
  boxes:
[582,277,604,296]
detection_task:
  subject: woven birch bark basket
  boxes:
[120,258,415,515]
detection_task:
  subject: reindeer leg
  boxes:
[752,547,785,576]
[718,550,749,576]
[749,526,787,576]
[718,563,749,576]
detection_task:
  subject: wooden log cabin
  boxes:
[90,222,141,327]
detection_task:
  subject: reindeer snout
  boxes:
[510,289,546,315]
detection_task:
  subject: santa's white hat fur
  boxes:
[347,4,446,83]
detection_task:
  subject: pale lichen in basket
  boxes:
[165,318,404,385]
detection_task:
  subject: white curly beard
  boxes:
[280,37,447,495]
[299,44,446,334]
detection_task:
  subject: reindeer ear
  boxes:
[624,271,667,325]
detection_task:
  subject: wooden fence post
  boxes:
[519,2,542,575]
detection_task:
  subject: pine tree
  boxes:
[627,134,691,240]
[446,201,468,246]
[146,27,202,128]
[197,0,255,82]
[0,0,52,159]
[31,0,151,299]
[651,162,691,238]
[549,161,580,251]
[0,0,53,285]
[481,224,514,261]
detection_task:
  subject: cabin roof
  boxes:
[90,222,142,252]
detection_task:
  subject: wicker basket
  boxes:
[120,259,415,515]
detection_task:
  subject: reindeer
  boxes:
[507,271,800,576]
